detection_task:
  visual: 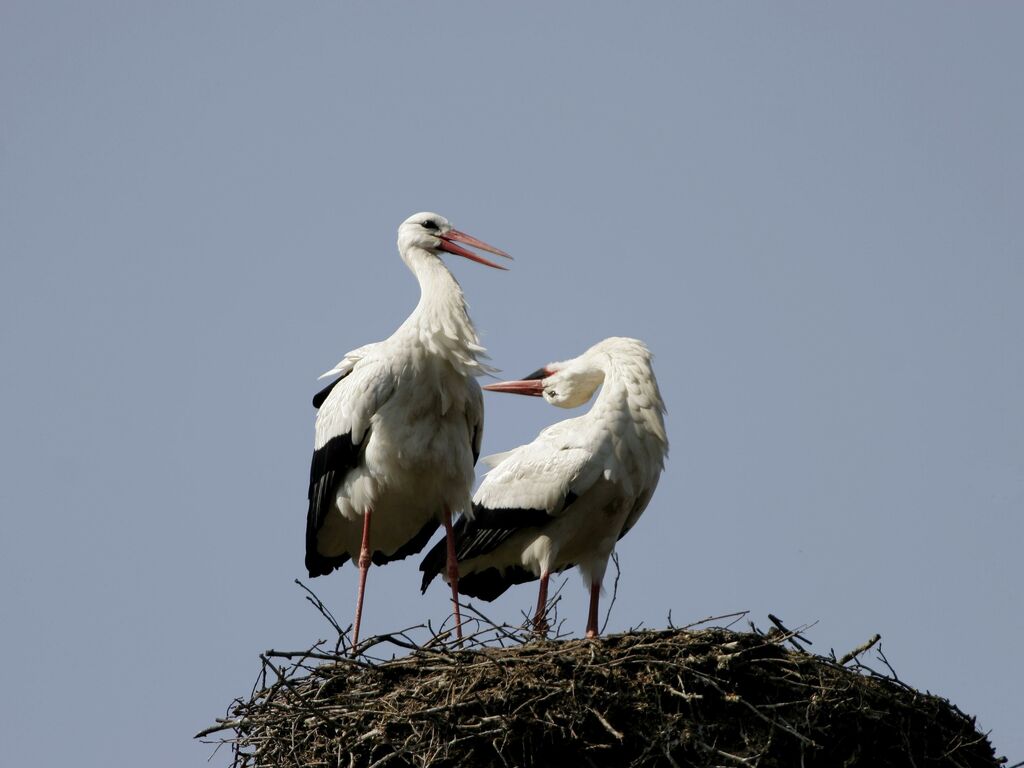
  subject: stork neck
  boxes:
[399,247,485,362]
[406,249,470,322]
[590,360,633,412]
[588,355,668,450]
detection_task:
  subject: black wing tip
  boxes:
[312,374,346,409]
[473,504,554,530]
[418,537,448,593]
[459,566,537,601]
[305,433,361,576]
[305,552,350,578]
[374,519,441,567]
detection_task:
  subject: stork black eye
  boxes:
[422,220,439,231]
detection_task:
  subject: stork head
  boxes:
[398,212,512,270]
[484,355,605,409]
[484,338,656,408]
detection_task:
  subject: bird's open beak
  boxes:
[438,229,513,270]
[482,367,551,396]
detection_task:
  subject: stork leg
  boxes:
[443,506,464,642]
[351,508,373,651]
[585,580,601,639]
[533,571,551,635]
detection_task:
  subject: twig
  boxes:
[838,633,881,666]
[195,718,246,739]
[767,614,813,650]
[294,579,348,654]
[681,610,750,631]
[589,706,625,741]
[601,551,622,634]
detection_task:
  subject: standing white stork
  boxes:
[307,212,511,647]
[420,337,668,638]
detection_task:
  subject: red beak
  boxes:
[482,367,552,396]
[438,228,513,270]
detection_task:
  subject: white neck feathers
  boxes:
[590,350,670,466]
[399,248,494,376]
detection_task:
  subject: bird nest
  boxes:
[198,598,1002,768]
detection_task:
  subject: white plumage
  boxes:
[306,212,510,645]
[420,337,668,638]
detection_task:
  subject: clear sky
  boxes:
[2,3,1022,765]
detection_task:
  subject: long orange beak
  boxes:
[438,228,513,270]
[482,367,551,396]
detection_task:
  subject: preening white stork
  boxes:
[306,212,511,647]
[420,337,668,638]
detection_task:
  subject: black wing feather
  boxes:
[419,517,466,592]
[456,504,555,562]
[459,566,538,601]
[418,503,556,592]
[305,433,361,577]
[472,504,555,530]
[312,374,345,409]
[372,518,441,566]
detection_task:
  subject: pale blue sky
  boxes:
[2,3,1022,765]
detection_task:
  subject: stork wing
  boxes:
[473,441,594,519]
[318,342,380,381]
[305,355,395,577]
[617,476,660,541]
[312,343,381,409]
[419,431,597,592]
[313,346,382,411]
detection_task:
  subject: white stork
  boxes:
[420,337,668,638]
[306,212,510,646]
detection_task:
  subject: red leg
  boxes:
[533,571,550,635]
[585,580,601,639]
[443,506,464,642]
[351,508,372,651]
